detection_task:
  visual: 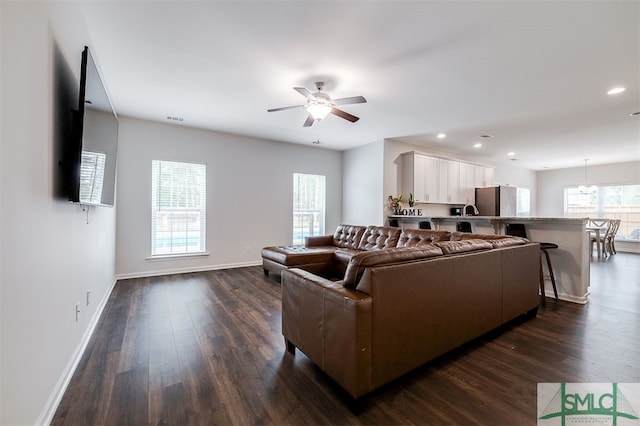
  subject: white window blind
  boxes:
[151,160,206,255]
[293,173,325,245]
[79,150,106,204]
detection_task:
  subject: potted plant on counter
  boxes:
[388,194,404,214]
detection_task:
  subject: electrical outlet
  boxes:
[75,303,80,322]
[86,290,90,306]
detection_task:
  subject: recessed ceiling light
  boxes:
[507,152,516,157]
[437,133,446,139]
[607,87,626,95]
[480,134,494,138]
[631,112,640,116]
[473,143,482,148]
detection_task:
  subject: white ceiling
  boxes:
[80,1,640,171]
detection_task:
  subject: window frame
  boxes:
[563,182,640,242]
[150,159,207,258]
[292,173,326,245]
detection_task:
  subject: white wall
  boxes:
[115,117,343,278]
[342,140,384,225]
[537,160,640,217]
[1,2,117,425]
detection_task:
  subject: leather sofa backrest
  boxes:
[358,226,402,251]
[343,246,444,288]
[435,239,493,255]
[396,229,451,247]
[450,232,529,248]
[332,225,367,249]
[451,231,524,241]
[485,237,529,248]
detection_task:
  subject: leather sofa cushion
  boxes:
[343,246,444,288]
[332,225,367,249]
[435,239,493,255]
[261,245,335,266]
[333,248,361,265]
[358,226,402,250]
[396,229,451,247]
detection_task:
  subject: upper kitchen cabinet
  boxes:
[401,152,439,202]
[401,151,494,205]
[439,159,460,204]
[459,162,476,205]
[474,165,494,188]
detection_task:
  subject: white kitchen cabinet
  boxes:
[459,162,476,204]
[474,165,494,188]
[438,159,460,203]
[402,152,493,205]
[401,153,439,202]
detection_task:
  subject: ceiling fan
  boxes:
[267,82,367,127]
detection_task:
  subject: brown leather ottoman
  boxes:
[261,245,335,277]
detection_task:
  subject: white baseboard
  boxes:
[37,276,118,426]
[550,291,588,304]
[115,260,262,281]
[36,261,260,424]
[617,241,640,254]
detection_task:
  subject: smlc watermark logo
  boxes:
[538,383,640,426]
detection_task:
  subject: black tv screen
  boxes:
[71,46,119,206]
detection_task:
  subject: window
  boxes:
[151,160,206,256]
[564,184,640,240]
[79,150,106,204]
[293,173,325,245]
[516,187,530,217]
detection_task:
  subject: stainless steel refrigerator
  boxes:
[475,186,517,216]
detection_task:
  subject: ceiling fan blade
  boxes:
[303,114,315,127]
[294,87,316,99]
[267,105,304,113]
[330,107,359,123]
[332,95,367,106]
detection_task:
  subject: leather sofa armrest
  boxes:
[305,235,334,247]
[281,268,373,398]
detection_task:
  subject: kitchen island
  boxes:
[388,215,591,304]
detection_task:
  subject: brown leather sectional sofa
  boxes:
[261,224,540,401]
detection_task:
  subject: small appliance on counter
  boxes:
[450,207,463,216]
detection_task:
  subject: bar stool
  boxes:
[419,221,432,230]
[456,221,472,233]
[505,223,558,305]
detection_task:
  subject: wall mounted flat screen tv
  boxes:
[69,46,119,207]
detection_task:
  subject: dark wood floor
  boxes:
[53,253,640,425]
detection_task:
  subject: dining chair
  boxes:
[590,220,613,257]
[589,218,609,227]
[605,219,621,255]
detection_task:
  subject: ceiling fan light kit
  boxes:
[268,81,366,127]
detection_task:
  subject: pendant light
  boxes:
[578,159,597,194]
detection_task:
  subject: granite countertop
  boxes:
[389,215,589,223]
